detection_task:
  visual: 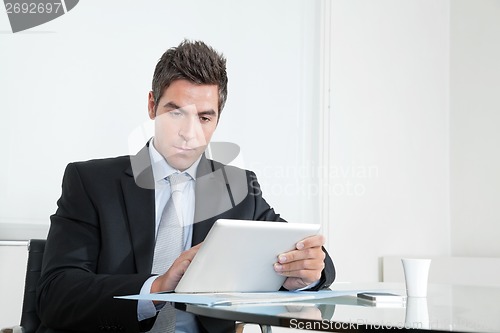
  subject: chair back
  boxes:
[20,239,45,333]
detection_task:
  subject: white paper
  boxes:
[115,289,364,307]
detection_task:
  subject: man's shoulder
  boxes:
[65,155,132,178]
[69,155,131,168]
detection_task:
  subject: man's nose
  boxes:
[178,116,198,141]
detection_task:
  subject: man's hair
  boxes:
[152,40,228,116]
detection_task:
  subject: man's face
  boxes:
[148,79,219,171]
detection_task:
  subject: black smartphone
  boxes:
[357,292,406,303]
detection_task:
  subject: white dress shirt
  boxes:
[137,139,200,333]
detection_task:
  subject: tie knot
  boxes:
[168,173,190,193]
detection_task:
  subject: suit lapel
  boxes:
[192,156,233,245]
[121,148,236,265]
[121,145,155,274]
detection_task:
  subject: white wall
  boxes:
[0,0,321,327]
[324,0,451,282]
[450,0,500,256]
[0,0,321,229]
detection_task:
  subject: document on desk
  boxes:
[116,290,360,307]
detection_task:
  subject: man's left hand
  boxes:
[273,234,326,291]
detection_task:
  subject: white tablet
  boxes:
[175,219,321,293]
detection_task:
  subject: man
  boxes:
[37,40,335,333]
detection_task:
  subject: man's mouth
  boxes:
[173,146,196,152]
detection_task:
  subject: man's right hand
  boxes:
[151,243,202,293]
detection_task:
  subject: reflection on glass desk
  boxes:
[176,283,500,332]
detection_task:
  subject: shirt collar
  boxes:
[148,138,201,182]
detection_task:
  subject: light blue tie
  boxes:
[150,173,190,333]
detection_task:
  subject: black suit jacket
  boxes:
[36,145,335,333]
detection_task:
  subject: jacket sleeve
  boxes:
[37,163,153,333]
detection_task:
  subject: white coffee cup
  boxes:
[401,258,431,297]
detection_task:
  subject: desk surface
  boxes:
[178,283,500,332]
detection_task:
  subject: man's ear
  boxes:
[147,91,156,119]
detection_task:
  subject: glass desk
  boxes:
[176,283,500,332]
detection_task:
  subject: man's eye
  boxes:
[200,116,211,123]
[169,110,182,117]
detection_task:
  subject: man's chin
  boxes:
[165,153,201,171]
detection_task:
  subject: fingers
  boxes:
[274,235,326,289]
[274,250,325,282]
[277,256,325,290]
[177,243,202,263]
[278,234,325,264]
[152,242,203,293]
[170,243,202,276]
[274,252,325,273]
[296,234,326,250]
